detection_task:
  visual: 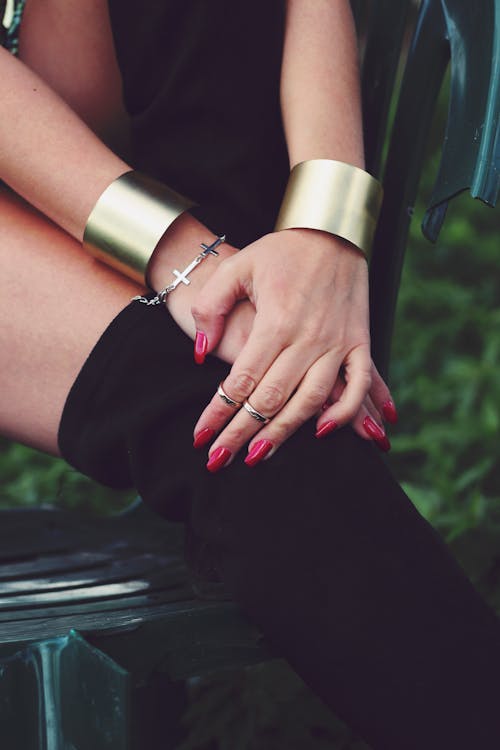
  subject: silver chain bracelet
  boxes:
[132,234,226,306]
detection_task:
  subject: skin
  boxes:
[0,0,394,465]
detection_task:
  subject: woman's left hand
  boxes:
[191,228,395,467]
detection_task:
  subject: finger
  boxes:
[318,364,397,433]
[317,382,391,452]
[316,344,372,432]
[369,362,398,424]
[193,311,297,441]
[346,395,390,451]
[349,395,382,442]
[193,380,245,448]
[360,411,391,452]
[191,255,249,363]
[205,343,323,470]
[242,352,341,467]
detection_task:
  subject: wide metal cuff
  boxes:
[83,170,194,285]
[274,159,383,258]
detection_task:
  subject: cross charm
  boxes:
[170,234,226,290]
[132,234,226,305]
[200,235,226,257]
[171,265,194,288]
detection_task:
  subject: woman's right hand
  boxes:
[149,215,396,458]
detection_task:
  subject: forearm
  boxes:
[281,0,364,169]
[0,46,238,297]
[18,0,130,147]
[0,46,129,240]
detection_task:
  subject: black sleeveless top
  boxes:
[107,0,289,248]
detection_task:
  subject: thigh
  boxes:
[182,376,500,749]
[0,186,139,453]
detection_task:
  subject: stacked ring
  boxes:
[217,382,242,409]
[243,400,271,425]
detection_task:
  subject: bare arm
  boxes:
[0,44,128,239]
[0,19,243,333]
[18,0,130,146]
[281,0,364,169]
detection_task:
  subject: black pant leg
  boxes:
[192,424,500,749]
[59,301,500,750]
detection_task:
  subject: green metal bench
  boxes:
[1,1,498,747]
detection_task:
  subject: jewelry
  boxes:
[243,400,271,425]
[132,235,226,305]
[83,170,194,285]
[217,382,242,409]
[274,159,383,259]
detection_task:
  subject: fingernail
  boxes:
[315,420,338,439]
[245,439,273,467]
[194,331,207,365]
[193,427,216,449]
[206,446,232,473]
[382,399,398,425]
[363,416,391,452]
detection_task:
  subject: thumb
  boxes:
[191,255,248,364]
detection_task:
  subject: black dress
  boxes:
[107,0,289,248]
[59,3,500,747]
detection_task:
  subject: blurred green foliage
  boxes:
[0,437,134,514]
[390,146,499,541]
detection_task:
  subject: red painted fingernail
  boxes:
[206,446,232,473]
[315,420,338,439]
[382,400,398,424]
[193,427,216,449]
[363,416,391,452]
[194,331,207,365]
[245,439,273,467]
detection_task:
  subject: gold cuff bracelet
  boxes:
[274,159,383,259]
[83,170,194,285]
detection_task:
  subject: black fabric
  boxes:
[58,300,500,749]
[107,0,289,248]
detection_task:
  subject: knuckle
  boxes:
[327,340,345,359]
[269,415,300,445]
[302,382,331,411]
[259,383,287,414]
[190,303,208,321]
[230,371,258,399]
[224,423,250,445]
[309,323,335,349]
[272,315,294,340]
[212,402,232,422]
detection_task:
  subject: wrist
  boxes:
[148,213,238,293]
[275,159,383,260]
[277,226,366,262]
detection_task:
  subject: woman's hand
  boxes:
[147,217,257,365]
[316,366,397,454]
[191,228,396,469]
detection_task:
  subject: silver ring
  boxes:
[243,400,271,425]
[217,382,242,409]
